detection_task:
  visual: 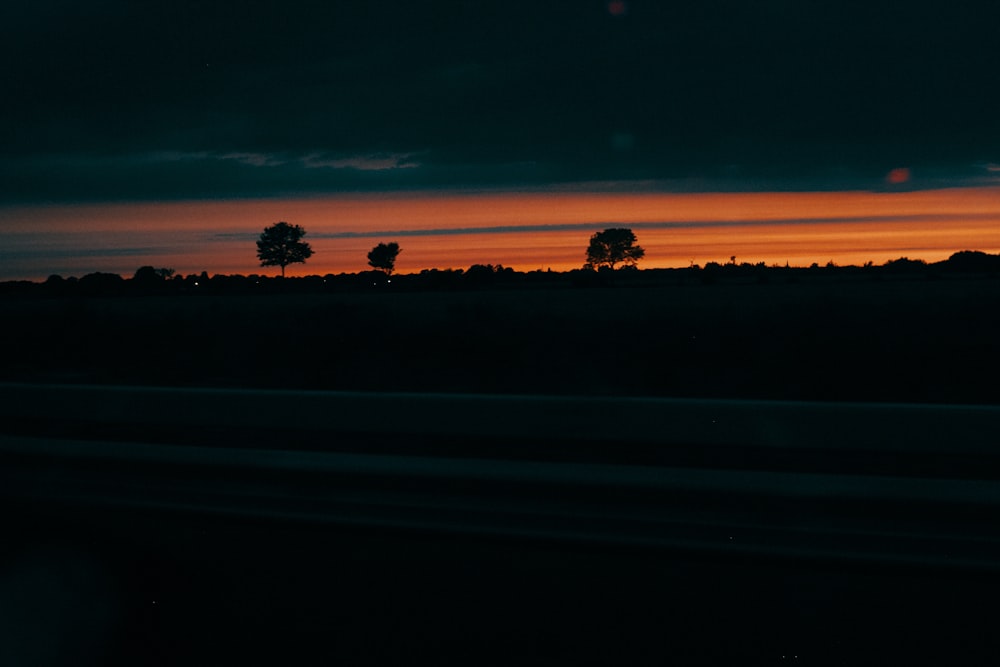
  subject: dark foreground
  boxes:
[4,385,1000,665]
[4,273,1000,664]
[8,499,1000,666]
[3,272,1000,403]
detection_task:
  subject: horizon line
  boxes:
[4,250,993,283]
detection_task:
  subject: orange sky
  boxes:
[3,187,1000,279]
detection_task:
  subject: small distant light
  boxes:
[608,1,628,16]
[886,167,911,185]
[194,282,199,286]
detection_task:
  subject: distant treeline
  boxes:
[3,250,1000,297]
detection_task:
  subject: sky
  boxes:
[2,0,999,279]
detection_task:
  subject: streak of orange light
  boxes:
[2,186,999,278]
[9,188,999,233]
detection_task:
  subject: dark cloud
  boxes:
[2,0,998,203]
[210,211,1000,244]
[2,245,165,260]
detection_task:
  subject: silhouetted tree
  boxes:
[132,265,169,293]
[78,272,124,295]
[944,250,1000,273]
[43,274,68,296]
[584,228,645,270]
[883,257,927,274]
[465,263,503,286]
[257,222,313,276]
[134,265,172,282]
[367,242,401,275]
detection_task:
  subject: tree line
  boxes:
[255,222,644,276]
[4,250,999,299]
[252,221,1000,285]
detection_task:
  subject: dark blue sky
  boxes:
[2,0,999,203]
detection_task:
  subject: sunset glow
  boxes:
[3,186,1000,280]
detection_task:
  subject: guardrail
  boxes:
[2,382,1000,451]
[3,383,1000,570]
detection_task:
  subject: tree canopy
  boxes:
[367,242,401,275]
[257,222,313,276]
[584,228,645,270]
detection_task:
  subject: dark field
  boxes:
[4,272,1000,403]
[6,272,1000,666]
